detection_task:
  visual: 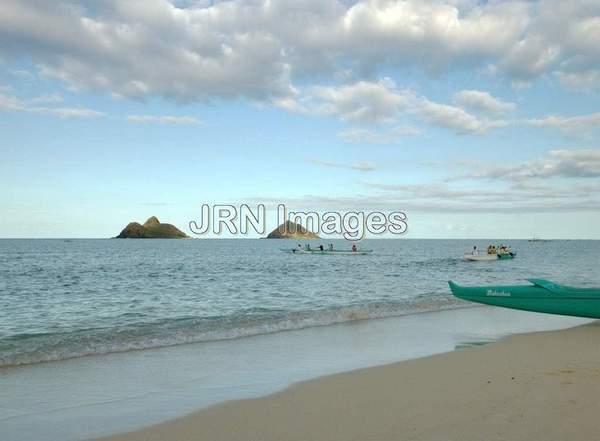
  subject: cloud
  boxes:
[292,78,412,124]
[28,93,64,104]
[34,107,104,119]
[453,90,515,115]
[450,148,600,181]
[2,0,598,103]
[526,113,600,135]
[0,0,295,102]
[0,92,103,119]
[244,181,600,213]
[0,94,22,111]
[338,126,420,144]
[418,99,508,134]
[127,115,202,125]
[307,158,376,172]
[286,78,506,135]
[557,70,600,92]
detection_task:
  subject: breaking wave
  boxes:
[0,298,467,367]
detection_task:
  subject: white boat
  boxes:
[464,254,498,261]
[529,236,550,243]
[464,252,516,261]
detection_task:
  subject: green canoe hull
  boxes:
[449,279,600,319]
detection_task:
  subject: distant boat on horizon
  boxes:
[529,236,550,243]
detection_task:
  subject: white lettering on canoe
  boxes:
[486,289,511,297]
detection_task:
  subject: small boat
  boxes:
[464,252,516,261]
[449,279,600,319]
[281,248,373,255]
[529,236,550,243]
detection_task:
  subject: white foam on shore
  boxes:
[0,300,465,367]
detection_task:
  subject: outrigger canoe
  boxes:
[449,279,600,319]
[281,248,373,255]
[464,252,516,261]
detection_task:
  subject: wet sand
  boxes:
[99,321,600,441]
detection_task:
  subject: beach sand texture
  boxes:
[100,322,600,441]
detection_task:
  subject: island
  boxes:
[266,220,320,239]
[116,216,189,239]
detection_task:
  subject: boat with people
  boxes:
[281,243,373,255]
[448,279,600,319]
[463,244,516,261]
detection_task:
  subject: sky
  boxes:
[1,0,600,239]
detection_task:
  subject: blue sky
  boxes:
[1,0,600,238]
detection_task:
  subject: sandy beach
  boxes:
[99,322,600,441]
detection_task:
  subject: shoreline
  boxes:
[0,303,474,369]
[2,307,590,441]
[98,321,600,441]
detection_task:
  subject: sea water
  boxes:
[1,239,599,440]
[1,239,598,367]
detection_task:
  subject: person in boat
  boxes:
[328,243,334,251]
[305,244,311,251]
[352,244,357,252]
[472,246,479,256]
[319,244,324,251]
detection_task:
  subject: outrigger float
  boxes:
[449,279,600,319]
[281,248,373,255]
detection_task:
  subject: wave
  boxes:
[0,298,468,368]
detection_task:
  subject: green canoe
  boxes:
[449,279,600,319]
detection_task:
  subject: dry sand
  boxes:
[99,322,600,441]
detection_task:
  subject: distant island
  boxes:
[266,220,320,239]
[116,216,189,239]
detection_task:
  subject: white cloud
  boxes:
[419,99,508,134]
[526,113,600,135]
[285,78,505,135]
[28,93,64,104]
[450,148,600,181]
[246,179,600,213]
[34,107,104,119]
[453,90,515,115]
[307,158,376,172]
[297,78,411,124]
[557,70,600,92]
[127,115,202,125]
[500,35,561,80]
[0,93,103,119]
[338,126,420,144]
[0,94,23,111]
[1,0,597,103]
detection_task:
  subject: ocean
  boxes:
[1,238,598,368]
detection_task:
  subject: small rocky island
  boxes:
[266,220,320,239]
[116,216,189,239]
